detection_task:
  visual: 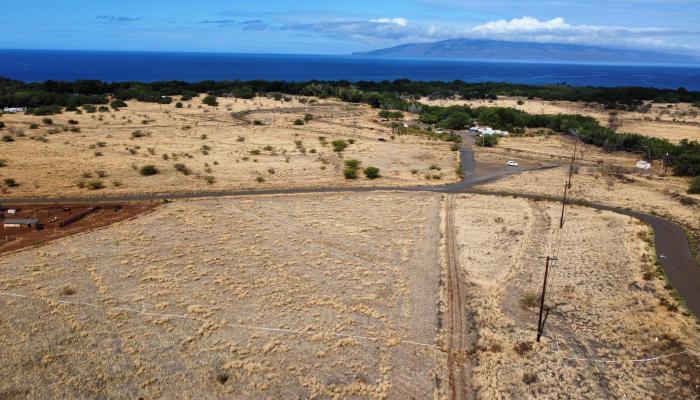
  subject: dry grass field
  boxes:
[475,135,700,232]
[0,192,447,399]
[452,194,700,399]
[422,97,700,143]
[0,96,458,198]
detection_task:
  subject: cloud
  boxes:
[95,15,140,23]
[279,14,699,52]
[467,16,698,50]
[199,19,237,27]
[369,17,408,27]
[242,20,269,31]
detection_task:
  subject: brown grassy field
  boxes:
[452,194,700,399]
[475,135,700,232]
[0,192,447,399]
[1,191,697,398]
[0,96,458,198]
[422,97,700,143]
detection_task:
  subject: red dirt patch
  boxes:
[0,202,157,254]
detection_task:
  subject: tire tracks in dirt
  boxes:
[444,195,472,400]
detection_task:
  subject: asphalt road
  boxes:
[3,145,699,318]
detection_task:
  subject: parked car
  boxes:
[506,160,519,167]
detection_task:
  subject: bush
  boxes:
[110,99,128,109]
[378,110,404,119]
[202,95,219,107]
[86,180,105,190]
[363,166,380,179]
[4,178,18,187]
[70,127,80,133]
[27,105,62,116]
[689,176,700,194]
[0,121,4,129]
[29,123,39,129]
[0,159,6,167]
[42,118,53,125]
[343,168,358,179]
[175,102,183,108]
[174,163,191,175]
[450,143,460,151]
[256,176,265,183]
[204,175,215,184]
[139,165,159,176]
[344,159,361,169]
[331,139,348,152]
[2,134,14,142]
[131,130,146,138]
[98,106,109,112]
[478,135,499,147]
[293,119,304,125]
[304,113,313,122]
[68,119,79,125]
[83,104,97,113]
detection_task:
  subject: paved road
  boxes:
[4,145,698,318]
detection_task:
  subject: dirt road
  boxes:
[444,195,472,400]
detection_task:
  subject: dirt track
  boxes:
[444,195,472,400]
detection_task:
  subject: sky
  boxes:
[1,0,699,55]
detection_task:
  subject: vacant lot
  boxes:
[452,194,700,399]
[0,96,458,198]
[0,192,447,398]
[422,97,700,143]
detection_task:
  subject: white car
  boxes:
[506,160,519,167]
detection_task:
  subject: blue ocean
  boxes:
[1,49,699,90]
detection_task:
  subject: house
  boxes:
[3,107,26,113]
[636,160,652,170]
[3,218,40,229]
[469,126,509,137]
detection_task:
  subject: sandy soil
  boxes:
[0,96,458,198]
[421,97,700,143]
[0,192,447,399]
[452,194,700,399]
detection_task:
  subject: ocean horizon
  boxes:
[2,49,700,90]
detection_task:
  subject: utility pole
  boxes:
[536,256,558,342]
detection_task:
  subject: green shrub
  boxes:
[478,135,499,147]
[689,176,700,194]
[139,165,159,176]
[345,159,361,169]
[304,113,313,122]
[110,99,127,109]
[83,104,97,113]
[42,118,53,125]
[2,134,14,142]
[363,166,380,179]
[175,102,183,108]
[202,95,219,107]
[131,130,146,138]
[0,159,6,167]
[0,122,4,129]
[256,176,265,183]
[87,180,105,190]
[29,123,39,129]
[343,168,358,179]
[450,143,460,151]
[250,149,261,155]
[293,119,304,125]
[68,119,79,125]
[332,139,348,152]
[204,175,215,184]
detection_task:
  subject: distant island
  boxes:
[355,39,700,64]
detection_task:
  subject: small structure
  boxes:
[7,209,17,215]
[3,218,40,229]
[2,107,26,113]
[470,126,509,137]
[636,160,652,170]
